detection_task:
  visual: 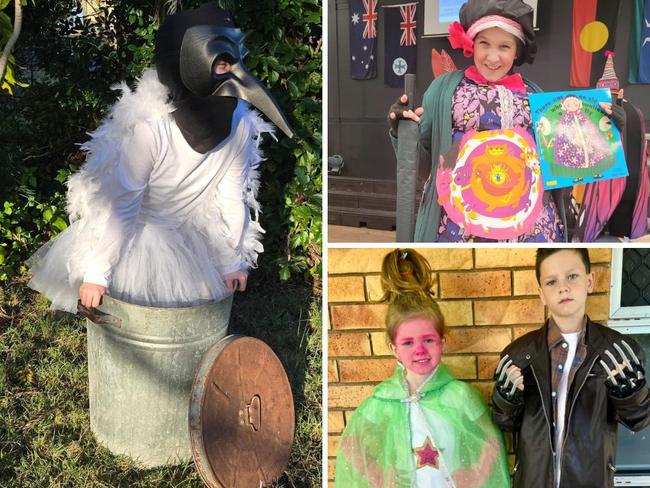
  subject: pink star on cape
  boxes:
[413,437,442,469]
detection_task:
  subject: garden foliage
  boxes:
[0,0,322,284]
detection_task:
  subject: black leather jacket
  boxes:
[492,318,650,488]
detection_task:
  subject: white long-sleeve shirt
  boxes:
[83,101,251,287]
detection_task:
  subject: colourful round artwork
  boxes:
[436,128,543,240]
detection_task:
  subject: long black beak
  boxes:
[213,64,294,139]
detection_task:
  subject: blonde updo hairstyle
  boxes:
[380,249,445,345]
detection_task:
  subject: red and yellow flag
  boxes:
[570,0,621,87]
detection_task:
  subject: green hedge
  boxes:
[0,0,321,283]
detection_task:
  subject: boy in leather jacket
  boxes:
[492,248,650,488]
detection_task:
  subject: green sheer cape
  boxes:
[335,363,510,487]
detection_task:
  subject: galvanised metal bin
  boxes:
[84,295,232,467]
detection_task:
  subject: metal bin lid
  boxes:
[190,335,295,487]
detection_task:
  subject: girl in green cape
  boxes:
[335,249,510,487]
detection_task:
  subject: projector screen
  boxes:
[423,0,539,37]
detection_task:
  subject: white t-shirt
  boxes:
[554,331,580,488]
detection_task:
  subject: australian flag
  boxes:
[385,2,418,88]
[349,0,378,79]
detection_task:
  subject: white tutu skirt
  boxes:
[27,220,230,313]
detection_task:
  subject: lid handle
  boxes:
[77,302,122,328]
[246,395,261,431]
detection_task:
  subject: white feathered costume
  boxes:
[28,69,273,312]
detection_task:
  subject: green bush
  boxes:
[0,0,321,285]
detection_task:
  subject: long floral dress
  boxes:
[552,106,614,177]
[437,76,563,242]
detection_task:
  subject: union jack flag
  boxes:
[399,3,417,46]
[362,0,378,39]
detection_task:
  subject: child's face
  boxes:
[472,27,518,83]
[390,317,444,377]
[537,250,594,322]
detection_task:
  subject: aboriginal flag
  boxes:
[569,0,621,87]
[384,2,418,88]
[349,0,378,79]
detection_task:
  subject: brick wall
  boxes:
[327,247,612,485]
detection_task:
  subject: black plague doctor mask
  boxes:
[154,3,294,153]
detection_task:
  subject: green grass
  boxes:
[0,270,322,487]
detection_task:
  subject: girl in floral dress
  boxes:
[389,0,624,243]
[390,0,562,242]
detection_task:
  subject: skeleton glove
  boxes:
[599,340,646,398]
[494,354,524,403]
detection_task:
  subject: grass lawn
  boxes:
[0,267,322,487]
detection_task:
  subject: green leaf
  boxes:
[0,12,11,30]
[287,80,300,98]
[52,217,68,232]
[279,266,290,281]
[4,64,15,84]
[305,11,321,24]
[1,80,13,95]
[55,169,70,184]
[292,205,311,222]
[266,56,281,70]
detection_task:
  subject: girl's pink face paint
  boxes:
[391,318,444,376]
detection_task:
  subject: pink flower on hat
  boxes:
[449,15,525,59]
[449,21,474,57]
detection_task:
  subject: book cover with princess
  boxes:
[529,88,628,190]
